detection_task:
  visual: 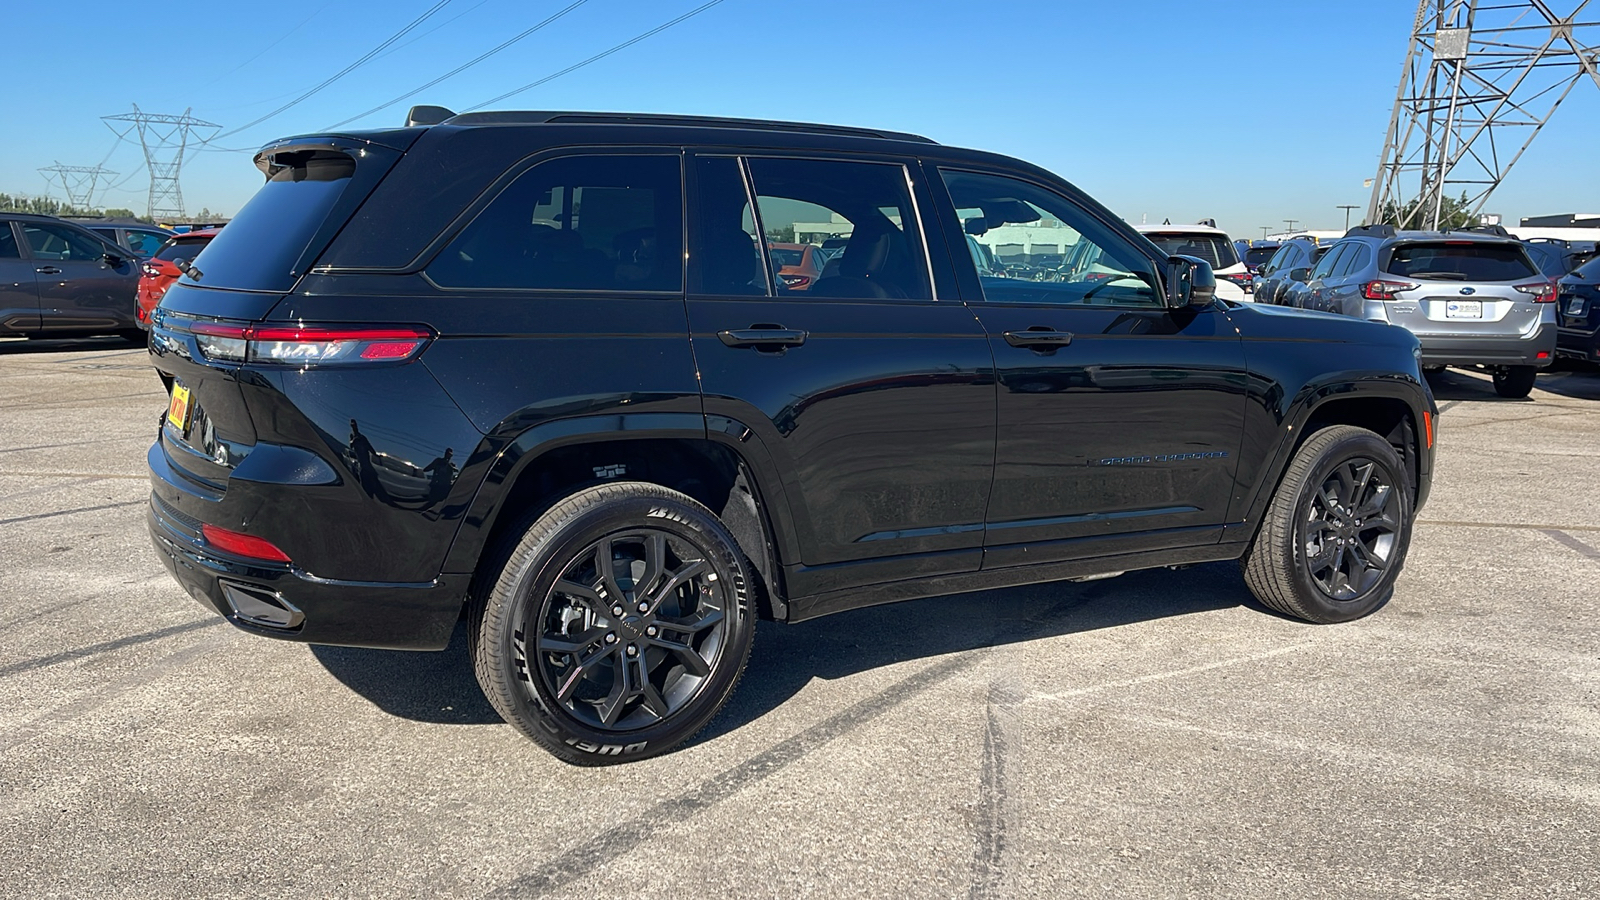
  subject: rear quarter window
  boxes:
[1385,242,1537,281]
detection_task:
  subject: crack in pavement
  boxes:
[0,499,147,527]
[1417,519,1600,533]
[0,617,223,680]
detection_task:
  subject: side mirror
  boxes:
[1289,267,1312,283]
[1166,255,1216,309]
[102,251,125,266]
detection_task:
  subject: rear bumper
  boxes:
[147,490,466,651]
[1417,323,1556,368]
[1557,325,1599,362]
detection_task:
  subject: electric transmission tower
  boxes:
[37,162,117,211]
[1367,0,1600,230]
[101,105,220,220]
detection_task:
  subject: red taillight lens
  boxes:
[250,326,432,364]
[1514,281,1557,303]
[202,524,291,563]
[1364,280,1418,300]
[187,323,433,365]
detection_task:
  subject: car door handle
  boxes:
[717,327,807,349]
[35,266,62,275]
[1003,329,1074,348]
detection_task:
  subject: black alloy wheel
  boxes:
[1300,458,1402,602]
[523,529,728,730]
[473,482,755,765]
[1242,425,1413,624]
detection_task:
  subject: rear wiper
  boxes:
[173,257,204,282]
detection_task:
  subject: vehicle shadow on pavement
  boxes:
[310,623,502,725]
[1423,369,1533,402]
[697,561,1250,744]
[1534,367,1600,401]
[306,560,1257,734]
[0,336,144,355]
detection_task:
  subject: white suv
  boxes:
[1137,223,1252,302]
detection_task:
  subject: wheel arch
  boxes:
[1237,380,1432,542]
[442,413,796,620]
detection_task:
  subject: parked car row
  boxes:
[1250,224,1559,396]
[0,212,218,342]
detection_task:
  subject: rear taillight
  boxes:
[142,264,159,277]
[202,524,291,563]
[189,323,434,365]
[1219,272,1253,287]
[1363,280,1418,300]
[1514,280,1558,303]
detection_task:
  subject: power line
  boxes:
[199,1,335,89]
[325,0,589,130]
[208,0,455,142]
[463,0,731,111]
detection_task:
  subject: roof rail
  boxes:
[1345,224,1397,239]
[1459,223,1511,237]
[431,110,937,144]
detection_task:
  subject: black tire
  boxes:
[1493,365,1537,398]
[1241,425,1413,624]
[472,482,755,765]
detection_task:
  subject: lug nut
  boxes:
[646,625,658,637]
[612,605,624,617]
[626,645,638,657]
[707,572,718,582]
[637,602,649,613]
[605,633,617,644]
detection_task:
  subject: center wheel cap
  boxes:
[617,616,646,641]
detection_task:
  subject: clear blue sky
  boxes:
[3,0,1595,235]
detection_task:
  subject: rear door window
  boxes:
[429,153,684,292]
[0,224,18,258]
[1385,242,1537,281]
[745,157,931,300]
[1311,243,1348,280]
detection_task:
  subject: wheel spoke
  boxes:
[1333,463,1358,508]
[537,626,607,656]
[553,579,608,618]
[635,532,667,599]
[656,607,724,637]
[647,559,709,608]
[1306,542,1337,573]
[669,645,711,678]
[640,683,671,720]
[1356,484,1394,520]
[1351,462,1375,509]
[594,538,628,607]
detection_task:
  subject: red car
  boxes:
[137,229,218,327]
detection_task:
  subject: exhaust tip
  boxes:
[221,581,304,630]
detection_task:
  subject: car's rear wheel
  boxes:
[1492,365,1537,398]
[472,482,755,765]
[1242,425,1413,624]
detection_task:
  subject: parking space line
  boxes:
[1417,519,1600,533]
[1024,643,1319,705]
[0,499,147,527]
[1,472,150,480]
[1542,529,1600,561]
[0,476,103,505]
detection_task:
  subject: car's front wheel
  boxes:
[1493,365,1537,398]
[1242,425,1413,624]
[473,482,756,765]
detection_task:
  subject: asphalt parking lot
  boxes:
[2,336,1598,899]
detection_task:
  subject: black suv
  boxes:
[147,110,1437,764]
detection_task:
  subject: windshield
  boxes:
[1244,246,1279,267]
[1142,232,1239,269]
[769,248,806,267]
[155,236,214,262]
[1386,242,1537,281]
